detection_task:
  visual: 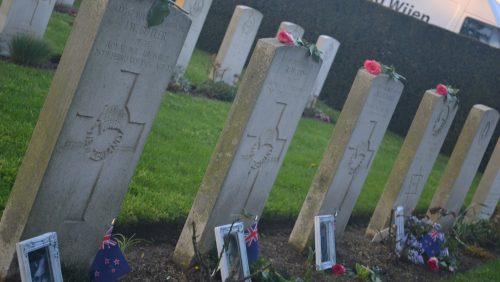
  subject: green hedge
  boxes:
[197,0,500,170]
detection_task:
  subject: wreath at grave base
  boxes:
[395,216,457,272]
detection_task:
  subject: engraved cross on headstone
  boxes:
[240,102,287,212]
[63,69,146,223]
[402,166,424,209]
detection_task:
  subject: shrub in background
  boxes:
[195,80,237,102]
[9,34,53,67]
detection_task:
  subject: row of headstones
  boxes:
[0,0,498,279]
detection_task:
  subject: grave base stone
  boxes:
[0,0,190,279]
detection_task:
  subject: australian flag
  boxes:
[244,222,259,263]
[89,225,131,282]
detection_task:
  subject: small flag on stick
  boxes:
[89,220,131,282]
[244,221,259,263]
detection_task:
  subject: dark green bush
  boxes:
[196,80,237,102]
[9,34,53,67]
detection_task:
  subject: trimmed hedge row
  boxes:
[197,0,500,169]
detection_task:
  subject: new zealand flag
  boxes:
[244,222,259,263]
[89,225,131,282]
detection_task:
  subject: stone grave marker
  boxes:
[289,69,404,252]
[0,0,56,55]
[0,0,190,278]
[56,0,75,7]
[173,37,322,268]
[276,21,304,40]
[366,90,458,239]
[465,138,500,221]
[428,105,498,229]
[305,35,340,109]
[210,5,262,86]
[174,0,213,78]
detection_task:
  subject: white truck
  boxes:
[369,0,500,48]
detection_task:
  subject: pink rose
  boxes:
[363,60,382,75]
[277,30,294,46]
[427,257,439,271]
[332,263,346,275]
[436,84,448,95]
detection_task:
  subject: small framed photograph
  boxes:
[314,215,336,270]
[16,232,63,282]
[214,222,251,282]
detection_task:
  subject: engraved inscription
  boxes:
[64,70,146,222]
[84,105,125,161]
[403,166,424,208]
[242,12,257,35]
[478,120,491,144]
[240,102,288,211]
[432,104,450,136]
[190,0,204,17]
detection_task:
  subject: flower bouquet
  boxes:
[396,216,457,272]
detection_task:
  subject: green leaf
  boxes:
[147,0,170,28]
[356,263,371,280]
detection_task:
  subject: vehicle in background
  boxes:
[369,0,500,48]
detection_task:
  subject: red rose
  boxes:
[277,30,294,46]
[436,84,448,95]
[427,257,439,271]
[363,60,382,75]
[332,263,346,275]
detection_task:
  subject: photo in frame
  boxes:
[16,232,63,282]
[214,222,251,282]
[314,214,336,270]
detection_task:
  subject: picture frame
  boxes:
[314,214,336,270]
[214,222,251,282]
[16,232,63,282]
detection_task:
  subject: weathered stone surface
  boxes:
[465,138,500,221]
[305,35,340,109]
[175,0,212,77]
[366,91,458,238]
[210,5,262,86]
[0,0,56,37]
[173,38,321,268]
[428,105,498,229]
[0,0,190,278]
[276,21,304,39]
[289,69,403,252]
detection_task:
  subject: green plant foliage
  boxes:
[147,0,170,27]
[113,233,148,253]
[452,219,499,249]
[195,80,237,102]
[9,34,53,67]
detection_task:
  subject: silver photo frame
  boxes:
[16,232,63,282]
[214,222,251,282]
[314,215,336,270]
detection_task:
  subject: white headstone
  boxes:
[174,0,213,78]
[0,0,191,277]
[428,105,499,229]
[56,0,75,7]
[210,5,263,86]
[173,37,322,268]
[306,35,340,109]
[276,21,304,40]
[0,0,56,37]
[465,138,500,221]
[367,91,458,238]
